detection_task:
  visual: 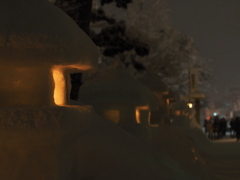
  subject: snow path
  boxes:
[151,125,240,180]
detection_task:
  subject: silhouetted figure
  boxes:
[230,118,236,138]
[203,118,208,135]
[213,116,220,139]
[206,120,213,139]
[219,117,227,139]
[235,117,240,141]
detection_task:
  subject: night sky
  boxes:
[167,0,240,96]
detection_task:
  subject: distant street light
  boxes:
[187,103,193,109]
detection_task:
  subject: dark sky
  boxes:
[167,0,240,95]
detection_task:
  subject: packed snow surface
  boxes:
[79,66,159,109]
[0,106,240,179]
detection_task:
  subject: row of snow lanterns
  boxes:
[79,64,159,126]
[0,0,159,126]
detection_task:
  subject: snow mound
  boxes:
[79,65,159,109]
[0,106,197,180]
[0,0,98,67]
[151,124,240,180]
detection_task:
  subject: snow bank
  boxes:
[1,106,239,179]
[151,122,240,180]
[0,106,198,180]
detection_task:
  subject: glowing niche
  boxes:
[135,106,151,125]
[52,64,91,106]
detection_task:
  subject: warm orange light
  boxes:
[175,110,181,116]
[135,106,149,124]
[187,103,193,108]
[136,109,141,123]
[166,99,170,105]
[52,67,66,106]
[52,64,92,106]
[104,110,120,123]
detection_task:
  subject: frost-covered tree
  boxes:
[99,0,132,8]
[123,0,211,93]
[90,0,149,72]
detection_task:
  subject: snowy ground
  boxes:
[0,106,239,179]
[151,125,240,180]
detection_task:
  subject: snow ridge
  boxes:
[0,106,93,130]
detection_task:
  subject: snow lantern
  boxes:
[138,72,169,125]
[79,64,159,126]
[0,0,98,106]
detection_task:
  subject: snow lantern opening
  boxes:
[52,64,91,106]
[135,106,151,124]
[103,109,120,123]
